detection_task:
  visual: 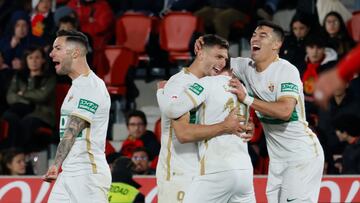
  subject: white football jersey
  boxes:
[184,75,253,174]
[231,57,323,162]
[60,71,111,176]
[156,69,200,181]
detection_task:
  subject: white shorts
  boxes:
[266,154,324,203]
[157,177,192,203]
[48,172,111,203]
[183,169,255,203]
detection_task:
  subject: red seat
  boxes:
[159,12,199,63]
[116,12,152,62]
[154,118,161,143]
[103,46,136,96]
[0,119,9,141]
[347,11,360,42]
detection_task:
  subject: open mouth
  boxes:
[252,45,261,52]
[213,66,221,74]
[53,61,60,69]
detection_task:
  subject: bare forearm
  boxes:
[251,98,294,121]
[54,115,89,168]
[174,122,227,143]
[54,135,76,168]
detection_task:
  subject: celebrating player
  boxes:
[43,30,111,202]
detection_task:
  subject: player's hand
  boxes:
[43,165,59,182]
[239,119,254,142]
[223,108,245,134]
[314,68,346,109]
[157,80,167,90]
[194,36,204,55]
[228,78,246,102]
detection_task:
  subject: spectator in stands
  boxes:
[0,51,13,115]
[333,114,360,174]
[193,0,251,39]
[0,46,56,151]
[67,0,114,76]
[53,6,76,27]
[256,0,281,21]
[0,148,27,175]
[160,0,204,16]
[109,157,145,203]
[30,0,55,45]
[111,0,163,17]
[58,15,78,31]
[317,82,360,174]
[300,33,337,123]
[120,110,160,161]
[280,12,314,72]
[106,152,121,171]
[0,1,25,36]
[131,147,155,175]
[0,10,45,70]
[322,11,355,59]
[316,0,352,26]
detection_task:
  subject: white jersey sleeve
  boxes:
[70,86,101,123]
[276,66,301,100]
[184,79,209,108]
[157,88,195,119]
[230,57,253,81]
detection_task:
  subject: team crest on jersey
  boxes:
[268,82,275,92]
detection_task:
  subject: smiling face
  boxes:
[199,45,228,76]
[250,25,281,63]
[49,36,73,75]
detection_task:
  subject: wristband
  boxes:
[243,95,254,106]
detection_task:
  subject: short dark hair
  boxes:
[257,20,285,42]
[333,114,360,137]
[56,29,90,53]
[126,110,147,126]
[59,16,79,30]
[202,34,229,50]
[304,33,327,48]
[133,147,150,157]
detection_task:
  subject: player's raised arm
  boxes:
[43,115,89,182]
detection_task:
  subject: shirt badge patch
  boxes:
[268,82,275,92]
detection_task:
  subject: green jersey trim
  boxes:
[259,109,298,124]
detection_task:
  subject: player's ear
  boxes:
[72,48,80,58]
[272,39,282,50]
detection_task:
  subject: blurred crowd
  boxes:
[0,0,359,180]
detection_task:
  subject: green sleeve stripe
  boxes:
[259,109,298,124]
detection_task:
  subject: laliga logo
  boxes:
[0,181,51,202]
[321,180,360,202]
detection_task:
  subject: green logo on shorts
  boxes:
[78,98,99,114]
[189,83,204,95]
[281,83,298,93]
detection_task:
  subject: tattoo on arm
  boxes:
[54,115,89,168]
